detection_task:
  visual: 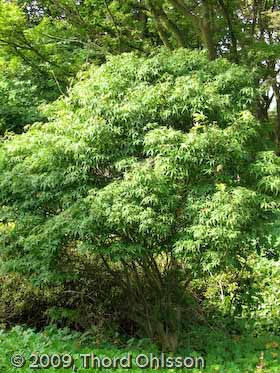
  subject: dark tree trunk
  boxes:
[218,0,239,63]
[146,0,173,48]
[168,0,217,60]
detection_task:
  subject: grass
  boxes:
[0,326,279,372]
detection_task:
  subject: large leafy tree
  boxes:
[1,49,279,347]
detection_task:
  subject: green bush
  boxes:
[1,49,279,347]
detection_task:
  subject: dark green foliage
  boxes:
[0,273,50,329]
[0,249,129,334]
[242,256,280,334]
[0,62,47,134]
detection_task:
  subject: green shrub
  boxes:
[1,49,279,347]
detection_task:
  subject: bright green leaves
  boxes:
[252,151,280,196]
[174,187,262,272]
[144,111,259,184]
[83,163,180,250]
[0,2,26,38]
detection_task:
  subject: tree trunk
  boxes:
[147,0,185,48]
[217,0,239,63]
[156,6,186,48]
[168,0,217,60]
[200,0,217,60]
[146,0,173,48]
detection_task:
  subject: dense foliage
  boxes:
[0,50,266,274]
[1,49,280,350]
